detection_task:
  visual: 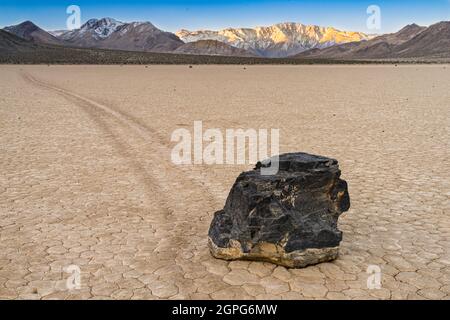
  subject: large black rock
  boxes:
[208,152,350,268]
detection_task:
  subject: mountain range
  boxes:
[2,18,371,58]
[52,18,184,53]
[176,23,371,57]
[0,27,296,65]
[1,18,450,61]
[296,21,450,60]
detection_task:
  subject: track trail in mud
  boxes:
[22,72,234,298]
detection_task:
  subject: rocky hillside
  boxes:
[4,21,64,45]
[173,40,255,57]
[296,22,450,60]
[0,29,40,53]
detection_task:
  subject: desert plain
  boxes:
[0,64,449,300]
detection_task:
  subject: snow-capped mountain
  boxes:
[53,17,184,52]
[56,18,125,41]
[176,22,371,57]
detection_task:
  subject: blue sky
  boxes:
[0,0,449,33]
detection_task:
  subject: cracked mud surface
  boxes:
[0,65,449,300]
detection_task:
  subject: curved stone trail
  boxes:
[0,66,448,300]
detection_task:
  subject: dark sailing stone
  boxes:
[208,152,350,268]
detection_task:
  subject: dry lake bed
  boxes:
[0,65,449,300]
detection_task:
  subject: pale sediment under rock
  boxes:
[208,152,350,268]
